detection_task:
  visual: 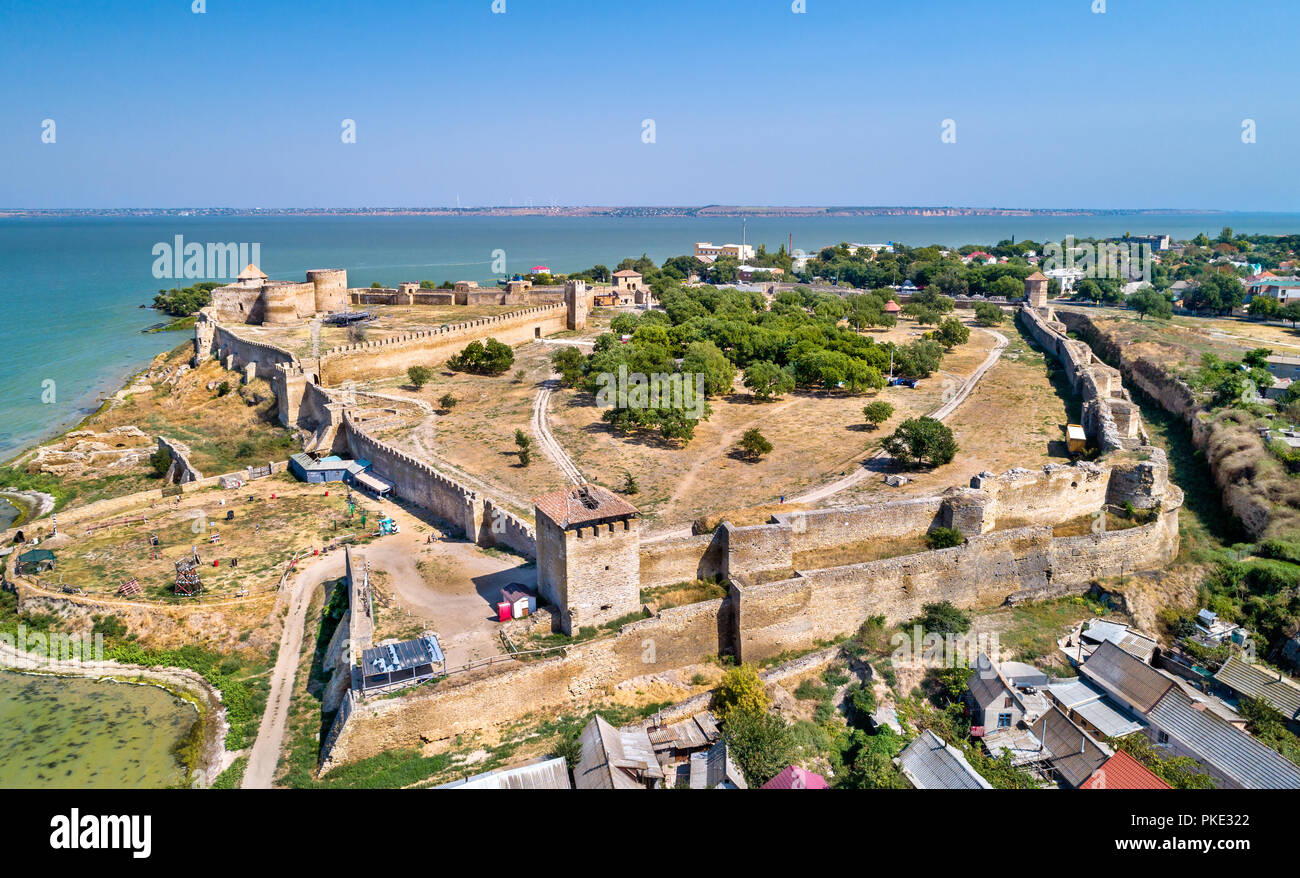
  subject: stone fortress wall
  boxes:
[193,283,1185,770]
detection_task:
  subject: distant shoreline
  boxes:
[0,205,1235,220]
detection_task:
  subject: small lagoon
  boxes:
[0,671,198,788]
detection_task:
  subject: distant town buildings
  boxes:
[694,241,755,262]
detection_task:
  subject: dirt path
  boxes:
[789,327,1007,505]
[533,378,585,485]
[241,552,344,789]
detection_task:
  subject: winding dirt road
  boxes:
[241,552,344,789]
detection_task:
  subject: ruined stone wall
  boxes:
[156,436,202,484]
[209,323,299,381]
[318,304,568,385]
[321,597,727,769]
[208,285,266,324]
[774,496,946,554]
[1019,306,1143,451]
[638,531,726,589]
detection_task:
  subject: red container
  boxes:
[497,602,512,622]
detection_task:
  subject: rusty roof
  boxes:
[1080,750,1170,789]
[534,484,638,529]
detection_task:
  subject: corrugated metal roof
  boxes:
[1031,706,1112,788]
[897,730,993,790]
[1081,640,1173,713]
[1079,750,1171,789]
[1146,687,1300,789]
[647,711,720,753]
[1213,655,1300,721]
[1072,698,1145,739]
[574,716,664,790]
[688,740,748,790]
[438,756,571,789]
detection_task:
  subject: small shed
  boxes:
[289,453,352,484]
[1066,424,1087,454]
[16,548,56,574]
[502,583,537,618]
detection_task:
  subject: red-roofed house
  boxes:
[1080,750,1171,789]
[761,765,829,789]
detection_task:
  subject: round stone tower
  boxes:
[262,282,300,325]
[307,269,349,314]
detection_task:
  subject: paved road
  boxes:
[241,552,344,789]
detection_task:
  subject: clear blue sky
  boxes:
[2,0,1297,210]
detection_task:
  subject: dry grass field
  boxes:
[42,474,384,601]
[359,321,1000,527]
[835,322,1079,505]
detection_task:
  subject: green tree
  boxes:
[713,663,770,723]
[681,340,737,397]
[736,427,773,460]
[934,317,970,350]
[883,416,958,468]
[725,708,794,788]
[438,393,457,411]
[743,361,795,400]
[407,365,433,388]
[550,346,585,387]
[448,338,515,375]
[862,400,895,429]
[973,302,1006,326]
[909,600,972,636]
[1127,286,1172,320]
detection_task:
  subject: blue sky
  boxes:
[2,0,1297,209]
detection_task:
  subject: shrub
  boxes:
[438,393,457,411]
[448,338,515,375]
[926,526,964,549]
[713,663,769,723]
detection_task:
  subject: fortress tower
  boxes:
[565,279,588,331]
[193,312,216,366]
[307,269,349,313]
[1024,271,1049,309]
[534,484,640,635]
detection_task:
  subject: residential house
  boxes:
[1212,655,1300,733]
[574,715,665,790]
[761,765,829,789]
[1030,705,1113,788]
[1083,641,1300,789]
[1079,750,1170,789]
[688,740,747,790]
[896,730,993,789]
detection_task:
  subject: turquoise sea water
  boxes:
[3,212,1300,461]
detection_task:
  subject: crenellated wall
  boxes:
[342,415,536,559]
[317,303,569,385]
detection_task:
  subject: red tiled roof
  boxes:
[760,765,829,789]
[884,300,901,312]
[534,484,638,529]
[1025,271,1048,281]
[1080,750,1171,789]
[612,269,642,277]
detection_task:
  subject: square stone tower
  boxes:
[534,484,640,634]
[565,279,588,331]
[1024,271,1049,309]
